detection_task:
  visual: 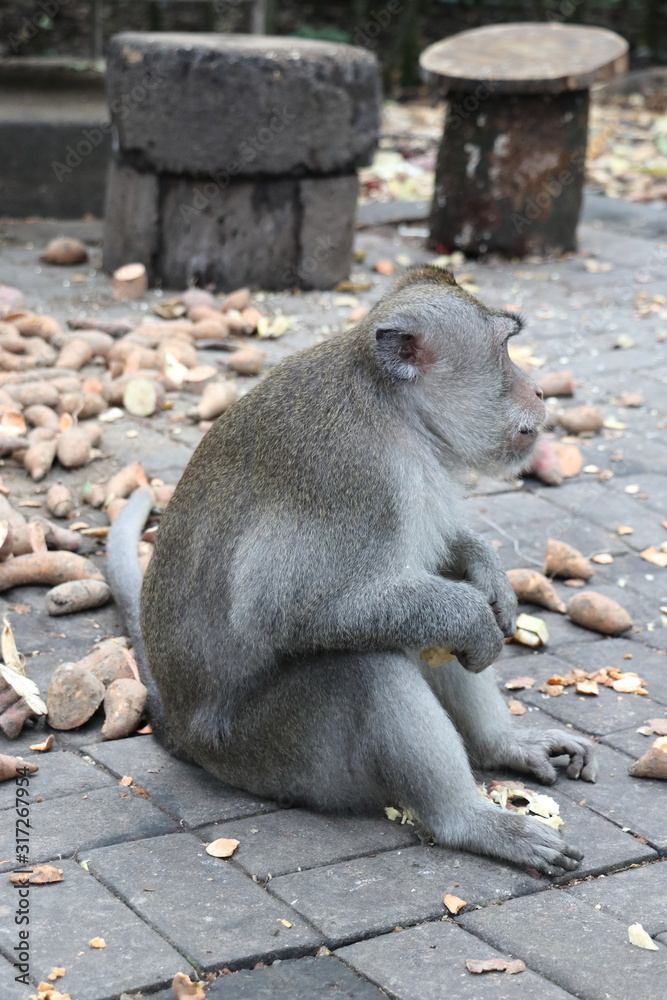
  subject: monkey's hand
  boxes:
[473,567,518,640]
[450,585,506,673]
[484,729,598,784]
[450,531,517,638]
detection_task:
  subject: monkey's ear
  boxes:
[375,324,429,381]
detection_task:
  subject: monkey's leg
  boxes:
[215,652,583,877]
[422,657,597,784]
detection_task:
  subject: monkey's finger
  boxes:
[580,754,598,784]
[565,750,585,781]
[528,755,558,785]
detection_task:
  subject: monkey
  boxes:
[108,265,596,878]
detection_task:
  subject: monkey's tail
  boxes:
[106,486,165,728]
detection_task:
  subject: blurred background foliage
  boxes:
[1,0,665,93]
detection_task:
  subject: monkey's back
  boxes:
[140,330,404,736]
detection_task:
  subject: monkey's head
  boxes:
[367,266,546,476]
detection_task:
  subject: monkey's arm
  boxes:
[446,528,517,639]
[294,573,505,673]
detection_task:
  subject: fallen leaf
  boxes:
[30,735,54,752]
[465,957,526,974]
[9,864,63,885]
[205,838,239,858]
[505,677,536,690]
[575,681,599,696]
[640,546,667,568]
[172,972,205,1000]
[612,675,646,693]
[508,699,527,715]
[443,893,466,914]
[88,937,106,949]
[628,923,659,950]
[584,259,613,273]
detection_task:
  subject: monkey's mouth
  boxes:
[518,425,539,437]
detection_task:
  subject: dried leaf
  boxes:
[628,923,659,950]
[443,893,466,914]
[205,837,239,858]
[640,546,667,568]
[30,734,54,752]
[10,864,63,884]
[172,972,205,1000]
[508,699,526,715]
[575,681,599,696]
[505,676,536,690]
[465,957,526,974]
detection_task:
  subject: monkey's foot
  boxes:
[441,806,583,878]
[484,729,597,784]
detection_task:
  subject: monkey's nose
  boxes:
[535,385,544,399]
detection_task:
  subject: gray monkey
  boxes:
[108,266,596,877]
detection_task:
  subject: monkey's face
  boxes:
[372,272,546,476]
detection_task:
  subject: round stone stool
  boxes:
[103,33,381,290]
[420,23,628,257]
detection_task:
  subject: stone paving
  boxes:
[0,203,665,1000]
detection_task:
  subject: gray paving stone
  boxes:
[553,743,667,853]
[0,750,113,812]
[0,953,27,1000]
[533,480,665,552]
[337,919,579,1000]
[209,956,385,999]
[147,956,385,1000]
[607,474,667,516]
[0,859,186,1000]
[268,845,545,947]
[83,735,278,827]
[0,784,177,872]
[459,892,667,1000]
[199,808,419,880]
[567,862,667,936]
[85,832,321,971]
[601,722,666,758]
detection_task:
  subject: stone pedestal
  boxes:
[430,90,589,257]
[103,32,381,290]
[420,23,628,258]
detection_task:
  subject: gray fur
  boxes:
[109,268,596,876]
